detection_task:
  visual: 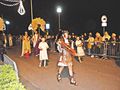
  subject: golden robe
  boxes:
[21,36,31,56]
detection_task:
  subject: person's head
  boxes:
[63,31,68,38]
[81,34,84,38]
[112,33,116,38]
[68,35,71,39]
[76,36,80,40]
[84,33,87,36]
[89,32,92,36]
[104,31,108,36]
[96,32,101,37]
[41,37,46,42]
[25,31,28,36]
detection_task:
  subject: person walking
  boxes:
[38,37,49,68]
[57,31,77,86]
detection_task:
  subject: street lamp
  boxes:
[4,20,10,34]
[56,6,62,31]
[5,20,10,25]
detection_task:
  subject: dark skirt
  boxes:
[34,40,41,55]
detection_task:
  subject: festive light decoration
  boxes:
[31,17,46,32]
[17,0,25,15]
[0,17,5,31]
[28,24,33,30]
[0,0,19,6]
[0,0,25,15]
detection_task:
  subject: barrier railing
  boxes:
[83,41,120,59]
[3,54,19,80]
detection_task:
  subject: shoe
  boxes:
[91,55,94,58]
[70,81,77,86]
[57,74,61,82]
[39,64,41,67]
[70,77,77,86]
[44,66,47,68]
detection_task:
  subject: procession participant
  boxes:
[102,31,111,42]
[32,31,39,56]
[8,34,13,47]
[87,34,94,57]
[32,31,39,48]
[75,36,85,63]
[38,37,49,68]
[94,32,103,57]
[109,33,117,56]
[21,31,31,58]
[57,31,77,86]
[3,33,7,48]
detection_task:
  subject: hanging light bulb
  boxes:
[17,0,25,15]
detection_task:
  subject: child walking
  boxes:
[38,37,49,68]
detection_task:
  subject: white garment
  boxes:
[75,40,85,56]
[38,42,49,60]
[64,38,69,44]
[71,40,74,49]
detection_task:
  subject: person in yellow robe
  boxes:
[21,32,31,57]
[87,34,94,56]
[102,31,111,42]
[8,34,13,47]
[94,32,103,56]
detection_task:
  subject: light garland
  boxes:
[0,1,19,6]
[4,0,20,3]
[0,0,20,6]
[17,0,25,15]
[0,0,25,15]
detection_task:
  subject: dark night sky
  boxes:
[0,0,120,35]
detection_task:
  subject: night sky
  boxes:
[0,0,120,35]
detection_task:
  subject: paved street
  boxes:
[7,46,120,90]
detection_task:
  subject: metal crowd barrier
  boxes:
[83,41,120,59]
[3,54,19,80]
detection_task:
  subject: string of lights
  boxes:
[0,2,19,7]
[0,0,25,15]
[4,0,20,3]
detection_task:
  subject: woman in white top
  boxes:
[75,36,85,63]
[38,37,49,67]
